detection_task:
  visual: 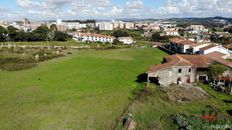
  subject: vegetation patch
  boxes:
[118,83,232,130]
[0,48,64,71]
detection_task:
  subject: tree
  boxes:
[178,29,185,36]
[112,30,129,38]
[112,39,123,45]
[33,25,50,41]
[224,27,232,34]
[176,23,189,28]
[33,25,49,34]
[0,34,7,42]
[207,63,228,80]
[151,33,169,43]
[0,26,7,34]
[50,24,57,32]
[53,31,71,41]
[7,26,18,33]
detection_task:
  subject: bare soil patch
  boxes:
[164,84,211,102]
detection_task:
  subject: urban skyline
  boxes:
[0,0,232,21]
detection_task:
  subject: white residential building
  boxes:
[188,25,208,34]
[73,33,115,43]
[125,22,135,29]
[113,21,125,29]
[64,22,87,30]
[199,44,232,58]
[165,29,179,36]
[96,22,113,30]
[118,37,135,45]
[189,43,211,53]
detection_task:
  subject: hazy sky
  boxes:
[0,0,232,21]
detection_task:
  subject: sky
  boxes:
[0,0,232,21]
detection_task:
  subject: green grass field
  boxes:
[0,48,167,130]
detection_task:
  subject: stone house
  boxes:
[147,54,213,86]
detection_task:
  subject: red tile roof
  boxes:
[149,54,212,73]
[205,52,226,59]
[170,38,196,45]
[170,38,185,43]
[205,53,232,68]
[215,76,232,81]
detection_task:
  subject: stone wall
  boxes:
[149,66,197,86]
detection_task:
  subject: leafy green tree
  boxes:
[0,34,7,42]
[50,24,57,32]
[112,30,129,38]
[112,39,123,45]
[151,33,169,43]
[178,29,185,36]
[0,26,7,34]
[207,63,228,80]
[33,25,50,34]
[176,23,188,28]
[7,26,18,33]
[53,31,71,41]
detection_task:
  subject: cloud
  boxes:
[2,0,232,20]
[126,0,144,9]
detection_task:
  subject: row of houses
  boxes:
[73,33,135,45]
[169,38,232,59]
[147,37,232,92]
[73,33,115,43]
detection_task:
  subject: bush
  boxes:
[170,114,193,130]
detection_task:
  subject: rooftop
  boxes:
[149,54,212,73]
[200,44,217,51]
[170,38,196,45]
[76,33,115,39]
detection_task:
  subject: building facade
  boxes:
[147,54,212,86]
[73,33,115,43]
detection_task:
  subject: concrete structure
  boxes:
[56,19,66,32]
[73,33,115,43]
[147,54,212,86]
[96,22,113,31]
[118,37,135,45]
[188,25,208,34]
[199,44,232,58]
[165,29,179,36]
[113,21,125,29]
[188,43,211,54]
[125,22,135,29]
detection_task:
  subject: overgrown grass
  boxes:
[127,84,232,130]
[0,48,167,130]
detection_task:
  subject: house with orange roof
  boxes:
[147,54,213,86]
[169,38,232,58]
[169,38,196,53]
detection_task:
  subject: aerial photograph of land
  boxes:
[0,0,232,130]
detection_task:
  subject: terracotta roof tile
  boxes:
[205,52,226,59]
[149,54,212,73]
[170,38,196,45]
